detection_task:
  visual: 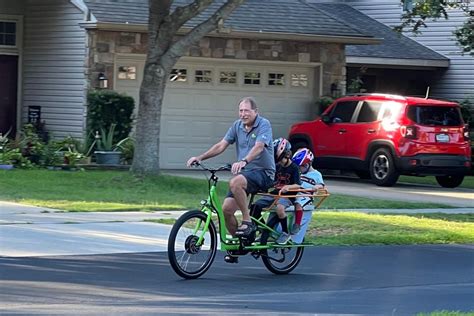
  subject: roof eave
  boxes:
[80,22,380,45]
[347,56,450,69]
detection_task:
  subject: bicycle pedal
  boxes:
[224,255,239,264]
[250,251,261,260]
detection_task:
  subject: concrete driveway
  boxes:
[164,169,474,208]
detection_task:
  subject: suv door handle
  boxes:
[367,129,376,134]
[338,128,347,134]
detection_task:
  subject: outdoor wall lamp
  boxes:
[330,82,340,98]
[98,72,108,89]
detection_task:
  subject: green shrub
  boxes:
[19,124,45,165]
[316,96,334,114]
[86,90,135,147]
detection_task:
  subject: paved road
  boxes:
[1,245,473,315]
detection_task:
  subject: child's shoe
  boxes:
[276,232,291,244]
[291,223,301,235]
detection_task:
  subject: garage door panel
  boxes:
[161,119,187,137]
[115,57,318,169]
[161,142,236,169]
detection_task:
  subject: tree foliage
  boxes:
[395,0,473,55]
[131,0,245,175]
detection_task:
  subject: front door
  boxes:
[0,55,18,135]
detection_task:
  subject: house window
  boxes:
[117,66,137,80]
[291,73,308,87]
[268,73,285,86]
[169,68,187,82]
[195,70,212,83]
[244,71,261,85]
[219,71,237,84]
[0,21,16,46]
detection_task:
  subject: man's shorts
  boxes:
[254,195,292,209]
[226,169,274,198]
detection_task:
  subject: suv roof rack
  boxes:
[344,93,406,100]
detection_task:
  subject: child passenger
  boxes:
[290,148,325,239]
[251,137,301,244]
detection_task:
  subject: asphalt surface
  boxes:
[1,245,473,315]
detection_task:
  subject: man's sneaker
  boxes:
[276,232,291,245]
[291,223,301,235]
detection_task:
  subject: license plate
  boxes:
[436,133,449,142]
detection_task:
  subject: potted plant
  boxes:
[94,123,129,165]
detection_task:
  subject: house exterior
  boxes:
[0,0,88,139]
[2,0,465,169]
[309,0,474,102]
[0,0,377,168]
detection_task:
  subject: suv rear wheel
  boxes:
[369,148,400,186]
[435,175,464,188]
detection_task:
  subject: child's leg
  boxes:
[276,204,288,233]
[294,202,303,225]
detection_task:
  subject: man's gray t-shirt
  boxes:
[224,115,275,179]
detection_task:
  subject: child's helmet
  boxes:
[292,148,314,166]
[273,137,291,162]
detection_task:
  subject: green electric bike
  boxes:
[167,162,329,279]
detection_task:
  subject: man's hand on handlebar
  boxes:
[186,157,201,167]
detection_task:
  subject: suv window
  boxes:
[357,101,383,123]
[407,105,462,126]
[329,101,358,123]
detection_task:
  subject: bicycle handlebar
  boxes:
[191,161,231,172]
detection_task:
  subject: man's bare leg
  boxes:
[229,175,251,225]
[223,197,239,236]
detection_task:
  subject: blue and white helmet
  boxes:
[292,148,314,166]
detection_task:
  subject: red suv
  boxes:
[288,93,471,188]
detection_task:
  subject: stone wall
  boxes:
[87,30,346,96]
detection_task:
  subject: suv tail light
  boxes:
[400,125,417,139]
[463,124,470,141]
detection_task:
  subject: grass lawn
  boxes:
[307,211,474,245]
[399,175,474,189]
[416,312,474,316]
[0,169,457,211]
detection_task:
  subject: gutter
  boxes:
[79,22,382,45]
[347,56,450,68]
[68,0,88,13]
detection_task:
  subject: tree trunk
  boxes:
[130,62,168,175]
[131,0,246,175]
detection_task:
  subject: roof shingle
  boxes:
[84,0,370,38]
[312,3,448,61]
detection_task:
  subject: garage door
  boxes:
[115,56,320,169]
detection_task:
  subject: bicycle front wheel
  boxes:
[167,210,217,279]
[260,215,304,275]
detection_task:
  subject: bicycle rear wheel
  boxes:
[168,210,217,279]
[260,215,304,275]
